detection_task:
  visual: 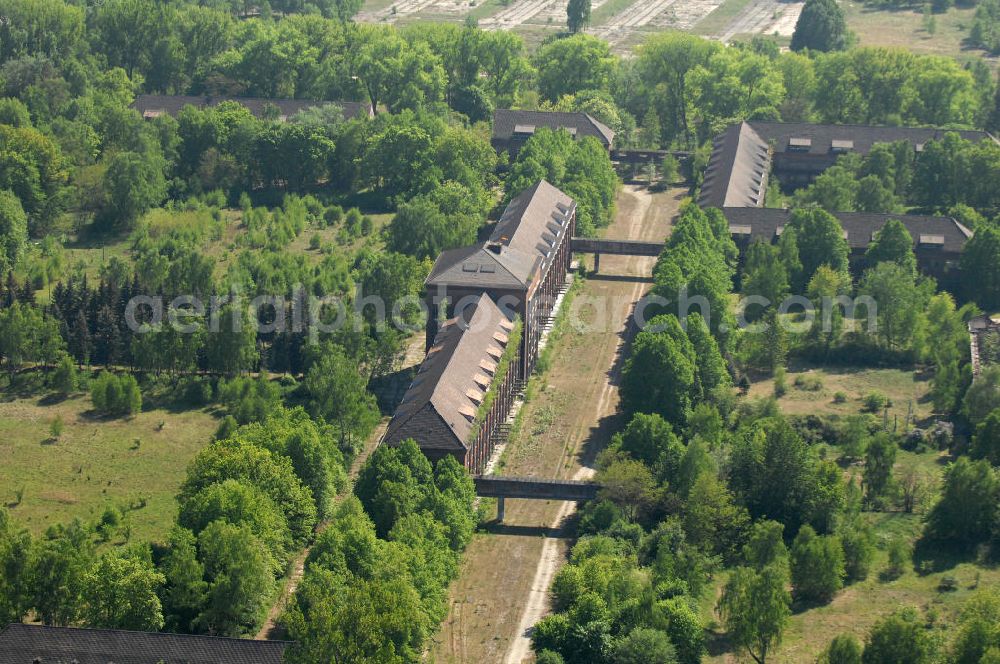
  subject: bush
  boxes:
[90,372,142,417]
[49,415,64,440]
[794,375,824,391]
[938,575,958,592]
[791,525,845,603]
[863,392,891,413]
[308,233,321,250]
[885,537,911,579]
[51,355,77,394]
[833,391,848,404]
[324,205,343,227]
[774,367,787,397]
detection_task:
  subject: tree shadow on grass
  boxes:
[912,536,987,575]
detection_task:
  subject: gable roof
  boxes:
[133,94,373,122]
[383,295,514,451]
[701,121,999,210]
[748,121,996,156]
[492,110,615,147]
[426,180,576,291]
[700,122,771,209]
[0,623,290,664]
[721,207,972,253]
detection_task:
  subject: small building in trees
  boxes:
[424,180,576,377]
[0,623,290,663]
[492,109,615,158]
[133,94,374,122]
[723,207,972,278]
[382,294,520,474]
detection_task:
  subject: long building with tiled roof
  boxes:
[133,94,373,122]
[383,294,519,472]
[492,109,615,158]
[0,623,289,664]
[426,180,576,376]
[700,121,997,279]
[385,180,577,469]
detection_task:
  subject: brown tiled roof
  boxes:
[383,295,514,451]
[748,121,996,156]
[426,180,575,291]
[0,623,290,664]
[133,94,372,121]
[699,122,771,209]
[701,121,998,209]
[721,207,972,253]
[492,110,615,148]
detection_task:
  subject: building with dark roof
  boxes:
[700,120,997,208]
[0,623,290,664]
[133,94,374,122]
[383,295,519,472]
[699,121,996,278]
[492,110,615,158]
[723,207,972,276]
[425,180,576,376]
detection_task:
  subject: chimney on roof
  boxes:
[486,241,503,255]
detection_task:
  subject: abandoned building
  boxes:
[492,109,615,158]
[700,121,996,206]
[0,623,290,664]
[425,179,576,377]
[699,121,995,279]
[970,314,1000,376]
[133,94,374,122]
[382,180,576,469]
[723,207,972,279]
[382,294,519,473]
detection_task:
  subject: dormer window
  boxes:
[831,139,854,154]
[788,137,812,153]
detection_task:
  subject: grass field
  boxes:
[707,441,992,662]
[0,383,218,543]
[843,2,987,62]
[748,363,936,426]
[709,363,989,661]
[693,0,755,35]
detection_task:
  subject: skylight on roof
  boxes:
[462,263,478,273]
[788,137,812,152]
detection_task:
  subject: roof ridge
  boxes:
[0,622,293,645]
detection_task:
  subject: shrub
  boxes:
[308,233,321,250]
[51,354,77,394]
[90,371,142,417]
[863,392,890,413]
[774,367,787,397]
[833,391,848,404]
[794,375,823,391]
[938,575,958,592]
[791,525,845,603]
[885,537,911,579]
[324,205,343,227]
[49,415,63,440]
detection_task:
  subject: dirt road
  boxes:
[430,185,682,664]
[255,335,427,640]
